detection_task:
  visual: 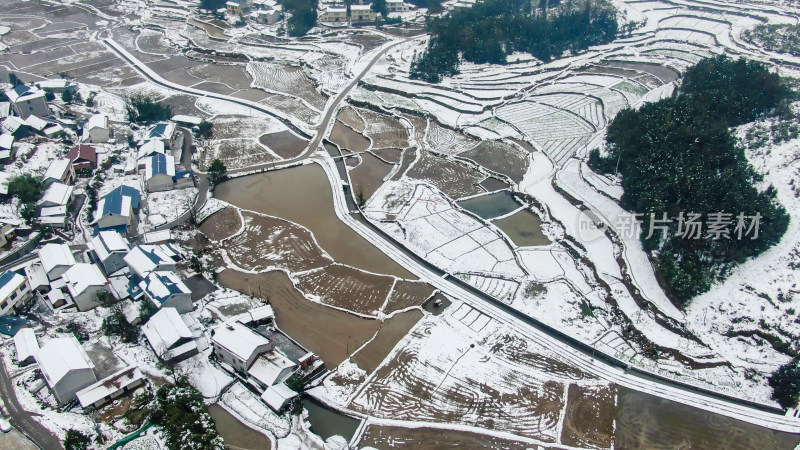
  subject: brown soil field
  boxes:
[346,32,390,52]
[359,109,410,149]
[248,61,327,110]
[259,130,309,159]
[296,264,394,316]
[371,148,403,164]
[225,211,332,273]
[358,425,542,449]
[383,280,435,314]
[189,63,253,90]
[330,120,371,152]
[349,152,394,202]
[232,88,271,102]
[199,207,242,242]
[353,321,566,441]
[136,29,179,55]
[261,94,320,125]
[351,309,422,373]
[480,177,509,192]
[407,150,485,199]
[159,94,206,117]
[425,121,480,154]
[391,147,418,181]
[490,333,591,381]
[192,81,236,95]
[205,139,278,171]
[188,18,228,40]
[509,138,537,153]
[336,106,366,132]
[460,140,530,183]
[217,269,381,368]
[400,113,428,146]
[561,384,616,449]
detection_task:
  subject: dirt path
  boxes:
[0,358,62,450]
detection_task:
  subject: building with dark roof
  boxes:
[95,186,140,235]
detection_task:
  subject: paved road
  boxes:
[0,359,60,450]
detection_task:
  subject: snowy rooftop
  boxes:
[44,158,71,182]
[44,124,63,136]
[260,383,297,411]
[90,231,130,263]
[147,122,176,141]
[236,304,275,325]
[39,205,67,217]
[37,79,72,90]
[142,271,190,304]
[13,328,38,363]
[351,4,372,10]
[0,102,8,118]
[97,186,140,219]
[212,320,271,363]
[5,84,45,103]
[142,230,171,244]
[24,115,47,131]
[62,263,108,297]
[38,182,73,207]
[0,270,26,301]
[124,244,178,277]
[2,116,25,134]
[38,243,76,275]
[24,262,48,290]
[137,140,165,160]
[35,336,95,388]
[171,115,202,126]
[86,114,108,131]
[0,133,12,150]
[145,152,175,179]
[247,350,295,387]
[76,366,144,409]
[142,307,195,358]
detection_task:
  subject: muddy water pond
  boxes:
[208,404,272,449]
[615,387,800,449]
[351,309,422,373]
[492,209,550,247]
[350,152,394,202]
[259,130,308,159]
[457,190,521,220]
[303,397,361,442]
[215,164,414,278]
[330,120,370,153]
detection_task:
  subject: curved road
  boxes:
[0,359,60,449]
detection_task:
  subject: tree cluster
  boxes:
[410,0,617,82]
[126,95,172,124]
[101,306,140,343]
[149,379,224,450]
[744,23,800,57]
[769,358,800,410]
[207,158,227,185]
[589,56,791,304]
[199,0,227,11]
[281,0,318,36]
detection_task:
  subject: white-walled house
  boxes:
[89,231,130,275]
[95,186,140,235]
[144,153,176,193]
[35,336,97,404]
[4,85,48,119]
[0,270,32,315]
[76,366,145,410]
[141,307,198,362]
[38,243,76,281]
[43,158,74,186]
[211,321,273,373]
[13,328,39,366]
[37,182,73,208]
[62,263,110,311]
[124,244,181,280]
[82,114,110,143]
[140,271,192,313]
[146,122,177,149]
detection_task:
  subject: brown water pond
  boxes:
[215,163,414,278]
[330,120,370,153]
[259,130,309,159]
[351,309,422,373]
[208,404,272,450]
[492,209,550,247]
[615,387,800,449]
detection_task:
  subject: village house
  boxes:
[24,262,49,293]
[137,140,166,168]
[144,153,176,192]
[24,115,48,134]
[226,0,247,16]
[0,270,32,315]
[0,133,13,160]
[146,122,177,149]
[82,114,110,143]
[89,231,130,275]
[43,158,74,186]
[350,4,377,22]
[38,243,76,281]
[142,307,198,362]
[211,320,274,373]
[37,182,73,209]
[386,0,409,12]
[253,8,281,24]
[66,144,97,173]
[35,336,97,405]
[4,85,49,119]
[140,271,192,313]
[36,79,76,93]
[76,366,145,410]
[0,222,16,248]
[319,6,347,22]
[13,328,39,366]
[61,263,110,311]
[2,116,28,139]
[0,102,9,119]
[43,124,64,139]
[95,186,140,235]
[124,244,181,280]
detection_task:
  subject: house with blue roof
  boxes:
[123,244,181,280]
[4,84,48,119]
[0,270,32,315]
[146,122,177,149]
[140,271,192,313]
[145,153,176,192]
[95,186,140,236]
